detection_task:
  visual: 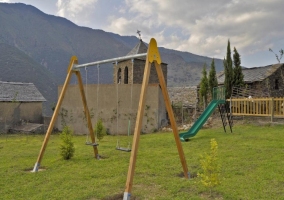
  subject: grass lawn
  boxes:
[0,123,283,199]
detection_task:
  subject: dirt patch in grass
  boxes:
[24,166,47,172]
[177,171,198,178]
[98,155,109,159]
[190,172,198,178]
[102,193,139,200]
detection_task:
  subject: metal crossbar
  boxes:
[73,53,147,69]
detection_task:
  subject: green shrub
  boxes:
[94,119,106,141]
[198,138,221,195]
[60,126,75,160]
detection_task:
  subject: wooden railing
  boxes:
[229,97,284,118]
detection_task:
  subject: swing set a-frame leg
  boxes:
[154,61,189,178]
[32,56,98,172]
[75,70,99,158]
[123,38,189,200]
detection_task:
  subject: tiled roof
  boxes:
[218,63,283,84]
[0,81,46,102]
[126,39,148,56]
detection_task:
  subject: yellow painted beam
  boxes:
[124,46,152,196]
[124,38,189,199]
[32,56,78,172]
[154,61,189,179]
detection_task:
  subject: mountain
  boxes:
[0,3,131,84]
[0,3,224,115]
[0,43,58,115]
[109,32,224,86]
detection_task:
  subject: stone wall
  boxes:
[168,86,198,124]
[168,86,198,107]
[0,102,43,133]
[261,65,284,97]
[56,84,167,135]
[113,59,134,84]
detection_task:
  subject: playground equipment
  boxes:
[179,86,233,141]
[84,66,99,146]
[32,38,189,200]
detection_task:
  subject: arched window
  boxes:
[275,79,279,90]
[117,68,121,84]
[124,66,128,84]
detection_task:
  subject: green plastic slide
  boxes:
[179,99,225,141]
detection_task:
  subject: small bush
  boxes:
[60,126,75,160]
[94,119,106,141]
[198,138,221,195]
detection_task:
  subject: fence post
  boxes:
[282,98,284,116]
[271,98,274,122]
[230,97,232,117]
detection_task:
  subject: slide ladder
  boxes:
[218,103,233,133]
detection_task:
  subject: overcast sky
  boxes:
[2,0,284,67]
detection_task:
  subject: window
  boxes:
[275,79,279,90]
[124,67,128,84]
[117,68,121,84]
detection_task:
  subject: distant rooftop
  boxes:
[218,63,284,84]
[0,81,46,102]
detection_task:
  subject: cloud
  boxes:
[104,0,284,65]
[56,0,98,26]
[0,0,10,2]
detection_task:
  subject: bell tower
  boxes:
[113,35,167,85]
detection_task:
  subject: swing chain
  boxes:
[115,59,133,152]
[84,65,99,147]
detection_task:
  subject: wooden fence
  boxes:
[229,97,284,118]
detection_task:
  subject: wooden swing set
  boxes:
[32,38,189,199]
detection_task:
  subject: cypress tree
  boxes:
[233,47,244,87]
[199,64,209,107]
[224,40,233,99]
[208,58,218,98]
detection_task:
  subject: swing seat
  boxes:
[85,142,99,146]
[116,147,131,152]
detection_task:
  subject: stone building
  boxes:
[0,81,46,133]
[113,39,168,85]
[217,63,284,97]
[56,39,168,135]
